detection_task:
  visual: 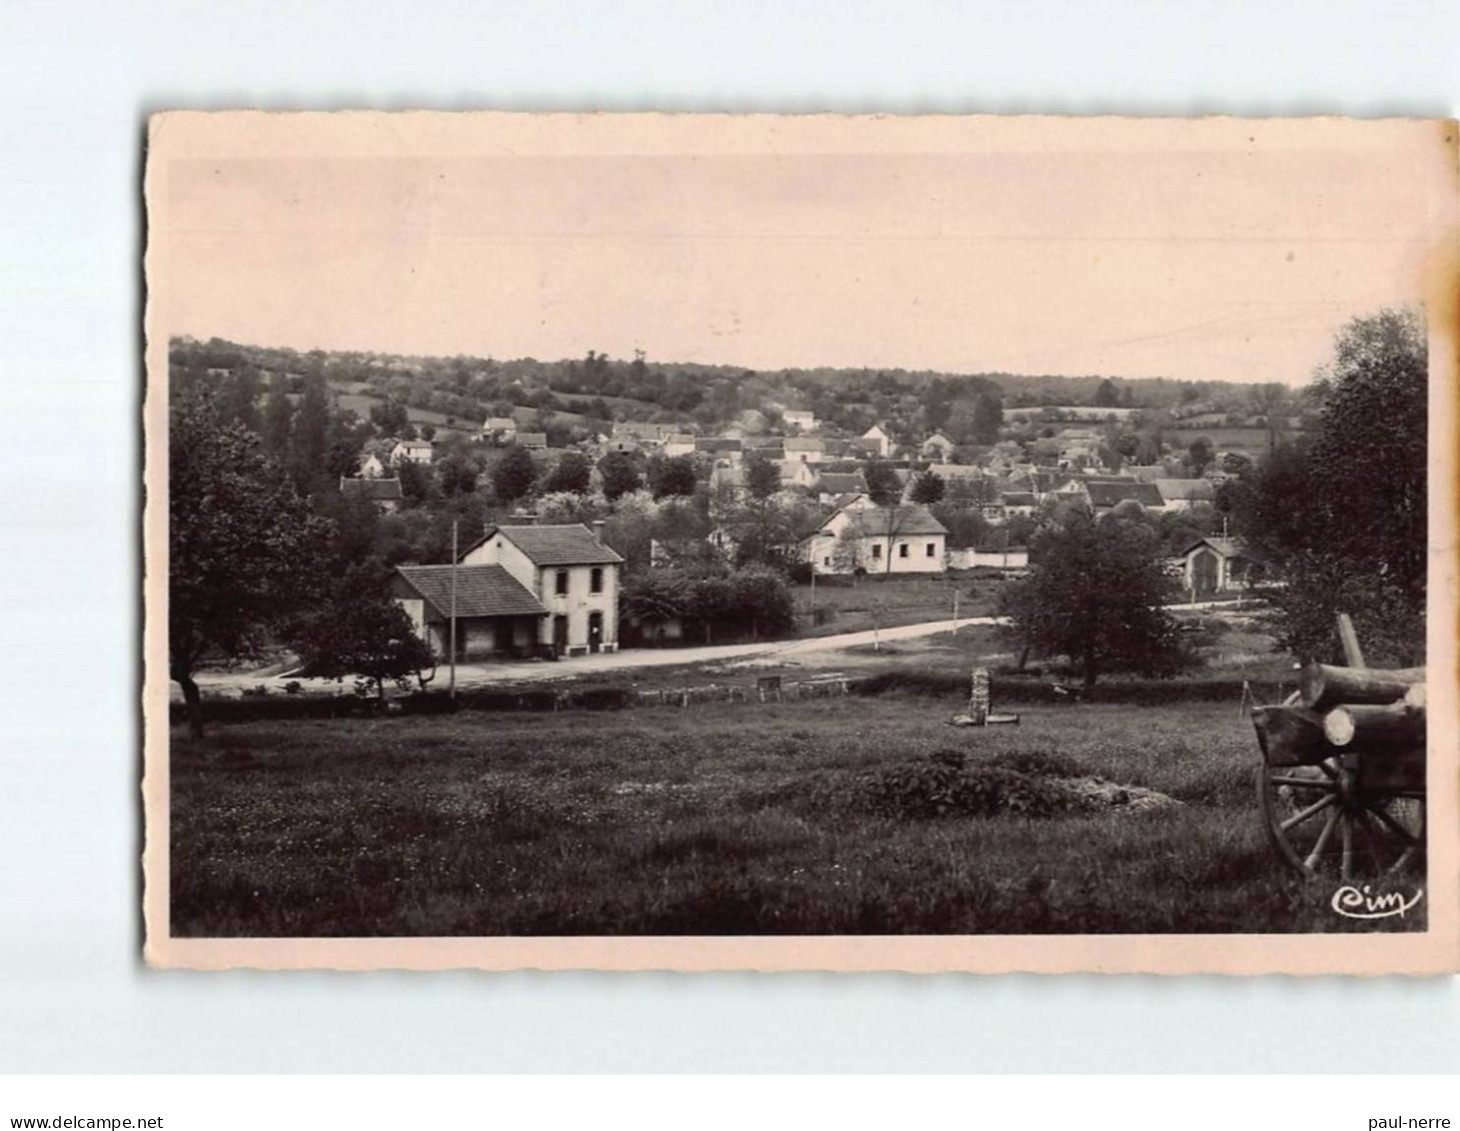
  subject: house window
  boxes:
[590,567,603,594]
[871,544,882,560]
[898,544,909,559]
[822,556,831,567]
[926,543,936,557]
[555,569,569,596]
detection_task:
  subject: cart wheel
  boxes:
[1257,758,1425,881]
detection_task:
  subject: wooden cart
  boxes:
[1250,617,1426,881]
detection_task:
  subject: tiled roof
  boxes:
[340,476,403,500]
[498,523,625,566]
[785,437,825,451]
[834,505,948,537]
[395,564,547,619]
[696,438,742,453]
[1181,536,1251,560]
[815,472,866,495]
[1000,492,1037,506]
[1085,480,1164,507]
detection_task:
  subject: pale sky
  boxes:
[155,117,1447,385]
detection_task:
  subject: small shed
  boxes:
[1179,536,1261,598]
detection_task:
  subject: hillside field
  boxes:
[169,696,1418,937]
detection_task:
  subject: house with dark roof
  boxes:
[458,521,625,655]
[391,563,548,659]
[802,503,948,575]
[1058,477,1164,514]
[339,475,404,513]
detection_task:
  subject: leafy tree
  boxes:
[291,373,332,491]
[909,469,946,504]
[597,450,643,501]
[651,454,698,500]
[621,568,695,640]
[1186,437,1214,476]
[863,458,902,506]
[543,451,591,494]
[262,372,294,459]
[491,446,538,505]
[744,451,781,501]
[1093,379,1120,407]
[1235,308,1426,664]
[369,398,411,437]
[293,578,436,701]
[437,452,479,496]
[998,507,1186,686]
[970,391,1004,444]
[169,389,331,736]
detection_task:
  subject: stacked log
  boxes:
[1255,657,1425,765]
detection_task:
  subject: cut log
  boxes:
[1299,662,1426,709]
[1322,701,1426,749]
[1251,704,1330,766]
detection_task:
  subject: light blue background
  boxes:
[2,0,1456,1073]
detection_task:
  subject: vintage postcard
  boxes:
[143,112,1458,972]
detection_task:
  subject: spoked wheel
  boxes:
[1257,756,1425,881]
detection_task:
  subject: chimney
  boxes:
[592,519,606,545]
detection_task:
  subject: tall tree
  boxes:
[863,458,902,506]
[597,451,642,501]
[491,446,538,505]
[970,391,1004,444]
[262,372,294,459]
[291,373,331,492]
[1235,307,1427,664]
[908,469,946,504]
[543,451,591,495]
[650,454,698,500]
[1093,378,1120,407]
[169,389,331,736]
[998,507,1185,686]
[743,451,781,501]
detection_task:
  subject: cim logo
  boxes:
[1331,884,1424,921]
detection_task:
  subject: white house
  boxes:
[803,503,947,575]
[358,452,387,479]
[663,433,697,458]
[861,424,892,458]
[920,432,956,461]
[394,521,625,660]
[773,460,819,490]
[481,416,517,443]
[782,409,817,432]
[459,521,625,655]
[390,439,433,466]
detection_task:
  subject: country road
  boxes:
[186,598,1251,696]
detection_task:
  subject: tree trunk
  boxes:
[1016,642,1031,672]
[1082,645,1098,688]
[178,674,204,739]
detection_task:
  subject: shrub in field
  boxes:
[849,757,1103,820]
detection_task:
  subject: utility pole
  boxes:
[449,519,458,699]
[952,586,959,635]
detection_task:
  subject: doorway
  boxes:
[588,611,603,653]
[552,614,569,654]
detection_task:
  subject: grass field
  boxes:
[169,696,1419,937]
[791,575,998,637]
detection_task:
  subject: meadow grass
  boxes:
[169,698,1419,937]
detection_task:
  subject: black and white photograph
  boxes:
[142,112,1457,972]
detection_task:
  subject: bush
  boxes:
[848,756,1101,820]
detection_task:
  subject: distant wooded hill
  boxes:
[168,336,1265,441]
